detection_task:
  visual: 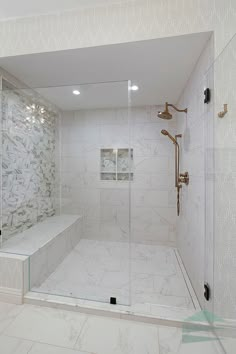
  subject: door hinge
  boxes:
[204,88,211,104]
[204,283,210,301]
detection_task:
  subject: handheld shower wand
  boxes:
[161,129,189,215]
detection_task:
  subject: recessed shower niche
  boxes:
[100,148,133,181]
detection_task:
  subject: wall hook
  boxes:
[218,104,228,118]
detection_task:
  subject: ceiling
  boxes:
[0,0,129,20]
[0,32,212,110]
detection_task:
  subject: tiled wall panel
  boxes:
[0,0,235,59]
[60,106,177,246]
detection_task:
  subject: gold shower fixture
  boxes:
[161,129,189,216]
[158,102,188,120]
[218,104,228,118]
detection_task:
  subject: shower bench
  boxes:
[0,215,82,304]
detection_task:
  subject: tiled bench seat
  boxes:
[0,215,82,303]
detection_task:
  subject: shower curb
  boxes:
[24,291,210,329]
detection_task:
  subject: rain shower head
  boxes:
[161,129,178,144]
[158,102,187,120]
[158,103,172,120]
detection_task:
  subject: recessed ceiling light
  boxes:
[129,85,139,91]
[73,90,80,95]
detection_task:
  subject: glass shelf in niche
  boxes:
[117,173,133,181]
[100,173,116,181]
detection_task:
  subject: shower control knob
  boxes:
[179,172,189,185]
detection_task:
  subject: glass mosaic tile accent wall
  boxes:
[1,80,58,241]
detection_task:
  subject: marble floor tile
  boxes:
[153,275,190,297]
[0,335,33,354]
[0,303,24,334]
[4,305,87,348]
[131,244,178,264]
[0,302,230,354]
[75,316,159,354]
[32,239,195,310]
[132,293,194,309]
[28,342,93,354]
[131,259,182,277]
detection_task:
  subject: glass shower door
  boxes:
[210,34,236,353]
[28,80,132,306]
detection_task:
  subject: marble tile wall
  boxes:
[176,37,214,309]
[29,215,82,288]
[0,0,235,61]
[0,215,82,304]
[1,79,59,242]
[130,107,177,245]
[0,253,29,304]
[60,106,177,246]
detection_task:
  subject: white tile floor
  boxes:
[0,302,230,354]
[32,239,196,310]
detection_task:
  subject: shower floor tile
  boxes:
[32,239,197,310]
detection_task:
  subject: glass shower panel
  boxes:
[204,59,215,321]
[26,80,131,306]
[0,77,2,248]
[213,34,236,353]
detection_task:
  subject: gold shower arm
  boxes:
[167,103,188,114]
[158,103,187,120]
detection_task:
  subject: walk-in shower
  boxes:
[0,77,198,315]
[0,33,210,318]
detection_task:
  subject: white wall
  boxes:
[60,106,177,246]
[0,0,235,59]
[130,107,177,245]
[176,37,214,308]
